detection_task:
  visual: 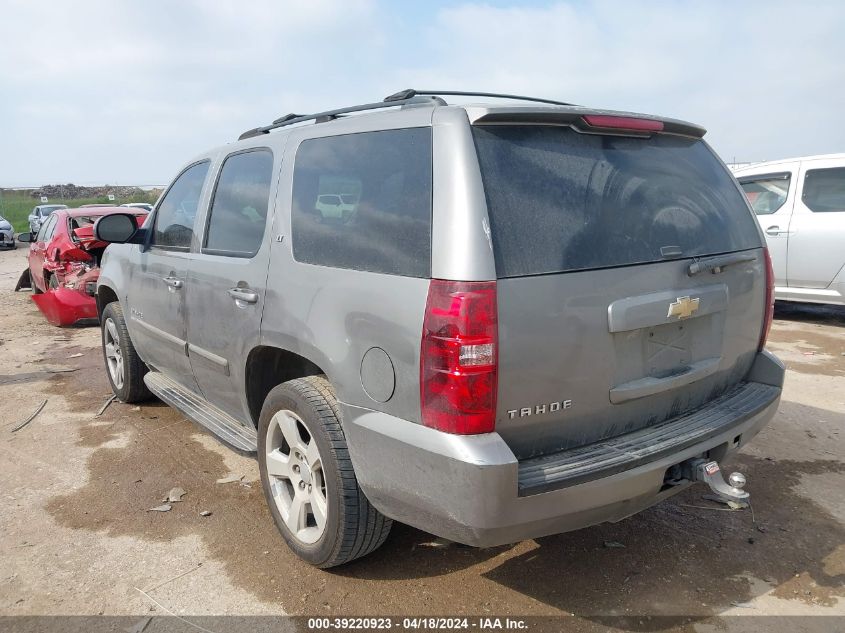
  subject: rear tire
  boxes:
[258,376,392,568]
[100,302,151,403]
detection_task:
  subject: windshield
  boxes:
[472,125,762,278]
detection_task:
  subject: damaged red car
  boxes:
[16,207,148,326]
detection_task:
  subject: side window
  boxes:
[37,214,57,241]
[34,216,47,240]
[152,161,211,249]
[46,215,59,240]
[739,172,791,215]
[802,167,845,213]
[204,150,274,257]
[291,128,432,277]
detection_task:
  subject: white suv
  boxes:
[734,154,845,305]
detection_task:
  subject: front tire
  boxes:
[100,302,151,403]
[258,376,392,568]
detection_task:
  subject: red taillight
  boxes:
[760,248,775,350]
[420,280,497,435]
[581,115,664,133]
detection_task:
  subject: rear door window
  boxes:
[802,167,845,212]
[204,149,274,257]
[472,126,762,278]
[291,128,432,277]
[37,214,58,242]
[738,172,791,215]
[152,161,211,250]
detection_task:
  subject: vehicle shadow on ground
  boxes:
[480,451,845,631]
[40,340,845,621]
[774,301,845,328]
[341,400,844,628]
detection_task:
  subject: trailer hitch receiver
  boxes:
[682,458,749,504]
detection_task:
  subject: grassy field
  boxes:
[0,189,158,233]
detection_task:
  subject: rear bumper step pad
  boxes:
[518,381,779,495]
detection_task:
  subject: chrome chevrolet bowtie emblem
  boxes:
[667,296,700,319]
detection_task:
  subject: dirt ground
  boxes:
[0,245,843,632]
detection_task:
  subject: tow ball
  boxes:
[682,458,749,504]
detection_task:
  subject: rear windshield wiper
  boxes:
[688,252,756,276]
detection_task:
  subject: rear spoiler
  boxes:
[468,108,706,139]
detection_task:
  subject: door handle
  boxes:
[162,276,183,289]
[765,226,784,236]
[228,287,259,304]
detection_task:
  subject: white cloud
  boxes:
[0,0,843,185]
[390,1,845,163]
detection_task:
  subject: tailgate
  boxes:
[472,122,766,459]
[496,253,765,458]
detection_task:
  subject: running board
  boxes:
[144,371,258,453]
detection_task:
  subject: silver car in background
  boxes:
[28,203,68,234]
[120,202,154,213]
[0,214,14,248]
[734,154,845,305]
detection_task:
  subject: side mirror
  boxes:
[17,232,32,243]
[94,213,140,243]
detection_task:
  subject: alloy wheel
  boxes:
[103,318,124,390]
[264,409,328,544]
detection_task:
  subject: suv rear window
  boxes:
[291,128,432,278]
[472,126,762,278]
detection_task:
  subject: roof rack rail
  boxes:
[238,95,444,140]
[384,89,574,107]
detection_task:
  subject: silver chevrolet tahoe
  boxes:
[93,89,785,568]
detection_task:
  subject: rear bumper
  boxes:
[343,351,784,547]
[31,287,98,327]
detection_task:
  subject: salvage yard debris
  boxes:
[11,399,47,432]
[95,394,116,417]
[216,474,244,484]
[416,537,454,549]
[166,487,186,503]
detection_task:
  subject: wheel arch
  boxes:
[96,284,119,319]
[244,345,326,427]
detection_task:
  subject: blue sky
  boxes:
[1,0,843,186]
